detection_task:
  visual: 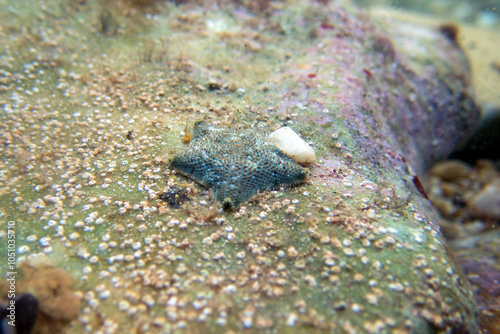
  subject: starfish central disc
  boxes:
[170,122,308,210]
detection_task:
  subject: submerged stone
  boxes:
[267,126,316,166]
[0,0,481,332]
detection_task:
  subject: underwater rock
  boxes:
[450,229,500,332]
[424,159,500,236]
[0,0,481,332]
[430,160,470,182]
[468,182,500,220]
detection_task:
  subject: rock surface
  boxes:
[423,157,500,331]
[430,160,470,182]
[424,159,500,238]
[450,229,500,333]
[369,6,500,109]
[468,182,500,220]
[0,0,481,333]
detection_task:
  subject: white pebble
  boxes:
[26,235,38,242]
[118,300,130,311]
[99,290,111,300]
[39,237,51,247]
[286,313,298,326]
[267,127,316,166]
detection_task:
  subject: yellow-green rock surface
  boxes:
[0,0,480,332]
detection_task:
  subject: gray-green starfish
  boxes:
[170,122,308,210]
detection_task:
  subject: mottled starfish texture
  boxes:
[170,122,308,210]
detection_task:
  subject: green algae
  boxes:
[0,0,480,332]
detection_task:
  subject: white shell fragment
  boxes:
[267,127,316,166]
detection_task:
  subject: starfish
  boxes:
[170,122,308,210]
